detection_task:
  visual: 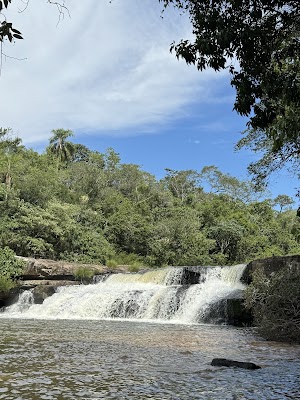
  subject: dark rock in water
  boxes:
[202,290,253,326]
[180,268,202,285]
[109,291,143,318]
[211,358,261,370]
[166,267,202,285]
[0,287,20,308]
[32,285,56,304]
[241,255,300,284]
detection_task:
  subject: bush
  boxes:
[0,247,25,293]
[0,247,25,278]
[106,252,145,271]
[245,264,300,344]
[128,264,140,273]
[106,259,118,269]
[73,266,96,283]
[0,276,16,294]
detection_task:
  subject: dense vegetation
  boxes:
[0,246,25,294]
[0,127,299,273]
[245,264,300,344]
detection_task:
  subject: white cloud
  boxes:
[0,0,228,145]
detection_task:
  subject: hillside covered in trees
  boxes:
[1,127,299,269]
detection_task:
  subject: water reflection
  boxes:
[0,319,299,399]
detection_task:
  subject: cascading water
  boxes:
[1,265,246,324]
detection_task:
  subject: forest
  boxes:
[0,127,299,272]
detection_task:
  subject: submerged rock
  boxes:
[211,358,261,369]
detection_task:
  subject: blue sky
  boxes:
[0,0,298,200]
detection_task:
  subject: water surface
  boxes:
[0,319,299,399]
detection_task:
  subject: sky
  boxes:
[0,0,298,200]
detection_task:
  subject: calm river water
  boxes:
[0,319,299,399]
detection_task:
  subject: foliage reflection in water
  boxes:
[0,319,299,400]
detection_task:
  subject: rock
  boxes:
[19,280,79,289]
[241,255,300,284]
[169,266,225,285]
[202,290,253,326]
[164,267,202,285]
[17,257,108,281]
[0,287,23,308]
[32,285,56,304]
[180,268,202,285]
[211,358,261,369]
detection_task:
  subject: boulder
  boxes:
[0,287,22,308]
[241,255,300,284]
[165,267,202,285]
[172,266,218,285]
[211,358,261,369]
[202,290,253,326]
[32,285,56,304]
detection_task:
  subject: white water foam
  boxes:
[1,265,246,323]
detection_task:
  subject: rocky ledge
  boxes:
[1,257,121,308]
[241,254,300,284]
[17,256,109,281]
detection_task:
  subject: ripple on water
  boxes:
[0,319,299,400]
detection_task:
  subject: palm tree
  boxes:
[48,129,75,169]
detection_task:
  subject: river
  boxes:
[0,318,299,400]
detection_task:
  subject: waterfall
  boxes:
[4,289,35,313]
[1,265,247,324]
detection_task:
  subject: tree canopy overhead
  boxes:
[161,0,299,125]
[161,0,300,186]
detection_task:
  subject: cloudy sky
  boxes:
[0,0,297,198]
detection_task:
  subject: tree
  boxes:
[113,164,157,204]
[162,0,299,126]
[162,169,202,204]
[48,128,75,169]
[274,194,294,212]
[200,165,265,202]
[162,1,300,186]
[236,121,300,189]
[148,206,214,266]
[0,128,24,201]
[208,221,244,263]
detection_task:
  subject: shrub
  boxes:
[106,259,118,269]
[106,252,145,271]
[128,264,140,273]
[0,276,15,294]
[0,247,25,278]
[0,247,25,293]
[245,264,300,344]
[114,252,144,266]
[73,266,95,283]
